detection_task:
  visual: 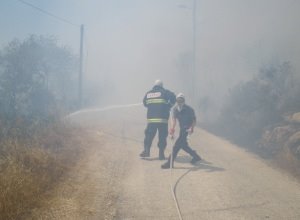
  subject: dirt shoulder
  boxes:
[30,130,125,220]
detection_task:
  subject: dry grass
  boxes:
[0,122,85,220]
[274,146,300,179]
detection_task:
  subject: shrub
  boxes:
[0,122,83,220]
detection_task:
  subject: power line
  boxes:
[16,0,80,27]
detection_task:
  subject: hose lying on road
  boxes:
[68,103,195,220]
[169,137,184,220]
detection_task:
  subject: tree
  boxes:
[216,61,296,145]
[0,35,78,121]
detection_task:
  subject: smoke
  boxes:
[1,0,299,114]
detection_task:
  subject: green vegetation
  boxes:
[208,61,300,174]
[0,35,78,122]
[0,35,83,219]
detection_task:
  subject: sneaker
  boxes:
[190,155,201,164]
[161,161,171,169]
[139,150,150,157]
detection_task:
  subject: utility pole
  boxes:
[192,0,196,105]
[78,24,84,108]
[177,0,197,104]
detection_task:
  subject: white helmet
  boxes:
[176,92,185,104]
[154,79,163,87]
[176,92,185,100]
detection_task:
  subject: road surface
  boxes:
[34,105,300,220]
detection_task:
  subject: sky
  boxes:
[1,0,300,112]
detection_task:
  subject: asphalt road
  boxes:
[35,105,300,220]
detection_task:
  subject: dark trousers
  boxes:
[144,123,168,151]
[171,129,196,160]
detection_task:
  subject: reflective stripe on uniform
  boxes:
[146,98,168,105]
[147,118,168,123]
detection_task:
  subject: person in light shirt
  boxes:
[161,93,201,169]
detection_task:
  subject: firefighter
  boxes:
[140,79,176,160]
[161,93,201,169]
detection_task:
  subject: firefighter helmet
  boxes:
[154,79,163,87]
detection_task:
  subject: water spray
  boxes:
[66,102,143,118]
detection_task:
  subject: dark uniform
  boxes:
[140,84,176,159]
[161,104,201,168]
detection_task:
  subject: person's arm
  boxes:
[169,108,177,136]
[169,117,176,138]
[189,118,196,133]
[170,116,177,131]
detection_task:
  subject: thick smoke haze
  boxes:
[1,0,299,111]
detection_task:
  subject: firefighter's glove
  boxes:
[186,127,194,135]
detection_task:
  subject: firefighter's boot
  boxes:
[139,147,150,157]
[190,151,201,164]
[159,149,165,160]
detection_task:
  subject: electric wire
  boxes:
[16,0,80,27]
